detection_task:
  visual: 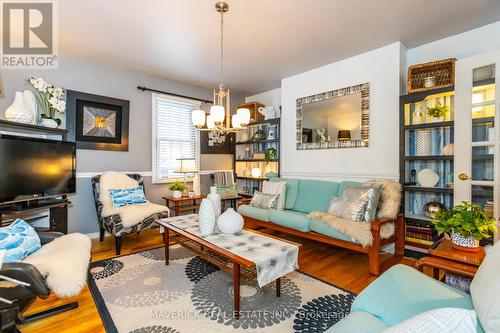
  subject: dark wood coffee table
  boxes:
[155,217,301,319]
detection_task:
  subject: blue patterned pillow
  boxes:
[109,185,147,208]
[0,219,41,263]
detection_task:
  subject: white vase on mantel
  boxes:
[40,118,59,128]
[4,91,34,124]
[199,198,216,236]
[217,208,244,234]
[207,186,221,219]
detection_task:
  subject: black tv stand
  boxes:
[0,196,70,234]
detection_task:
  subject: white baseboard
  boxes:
[86,231,110,239]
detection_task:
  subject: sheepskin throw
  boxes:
[308,212,394,247]
[23,233,91,297]
[363,179,401,219]
[99,171,168,228]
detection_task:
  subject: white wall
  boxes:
[280,42,403,181]
[245,88,281,109]
[407,21,500,67]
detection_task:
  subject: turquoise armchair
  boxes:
[329,239,500,333]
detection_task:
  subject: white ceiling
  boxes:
[59,0,500,95]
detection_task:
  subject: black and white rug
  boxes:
[88,246,355,333]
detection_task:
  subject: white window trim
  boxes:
[151,93,201,184]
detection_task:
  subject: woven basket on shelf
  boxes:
[408,58,456,93]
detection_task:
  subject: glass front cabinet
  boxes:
[401,50,500,253]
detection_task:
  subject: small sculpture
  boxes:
[258,106,276,120]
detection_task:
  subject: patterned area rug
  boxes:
[88,246,355,333]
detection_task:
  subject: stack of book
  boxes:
[405,222,436,248]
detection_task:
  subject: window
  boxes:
[152,93,200,183]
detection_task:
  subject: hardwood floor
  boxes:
[19,228,415,333]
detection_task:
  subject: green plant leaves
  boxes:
[431,201,497,241]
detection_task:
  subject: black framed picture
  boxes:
[66,90,129,151]
[200,131,234,154]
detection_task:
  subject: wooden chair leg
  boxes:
[99,227,105,242]
[394,215,405,257]
[115,236,122,255]
[369,223,382,276]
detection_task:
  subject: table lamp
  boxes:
[176,158,198,196]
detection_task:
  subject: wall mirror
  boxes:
[296,83,370,149]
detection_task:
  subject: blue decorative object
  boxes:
[109,186,147,208]
[0,219,41,263]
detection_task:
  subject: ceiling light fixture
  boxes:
[192,2,248,132]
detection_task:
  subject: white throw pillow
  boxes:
[262,181,286,210]
[470,241,500,333]
[383,308,477,333]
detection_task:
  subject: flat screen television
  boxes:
[0,135,76,205]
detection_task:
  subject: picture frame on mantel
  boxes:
[66,90,130,151]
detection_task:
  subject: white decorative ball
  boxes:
[217,208,244,234]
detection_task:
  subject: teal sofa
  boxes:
[238,178,405,275]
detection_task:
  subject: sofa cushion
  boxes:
[338,181,362,197]
[269,210,310,232]
[238,205,270,222]
[352,264,475,326]
[309,218,359,243]
[270,178,300,210]
[470,241,500,333]
[327,311,389,333]
[293,180,340,213]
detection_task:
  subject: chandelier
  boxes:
[191,2,250,132]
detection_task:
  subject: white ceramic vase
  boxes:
[217,208,244,234]
[416,130,432,156]
[4,91,34,124]
[199,198,216,236]
[207,186,221,219]
[172,190,182,199]
[40,118,59,128]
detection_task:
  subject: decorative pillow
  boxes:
[364,180,401,219]
[217,183,238,199]
[382,307,477,333]
[470,240,500,332]
[328,186,381,222]
[0,219,41,263]
[249,191,279,210]
[108,185,147,208]
[262,181,286,210]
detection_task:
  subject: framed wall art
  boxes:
[66,90,130,151]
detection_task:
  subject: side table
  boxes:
[162,195,205,216]
[415,239,485,281]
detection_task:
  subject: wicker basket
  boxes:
[408,58,456,93]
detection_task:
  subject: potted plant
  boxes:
[169,182,186,199]
[426,102,449,122]
[431,201,497,252]
[26,77,65,128]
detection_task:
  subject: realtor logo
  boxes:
[1,0,58,68]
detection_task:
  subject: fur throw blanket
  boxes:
[99,171,168,228]
[23,233,91,297]
[363,179,401,219]
[308,212,395,247]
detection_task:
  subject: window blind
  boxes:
[152,94,200,183]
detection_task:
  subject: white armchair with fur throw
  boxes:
[91,172,170,255]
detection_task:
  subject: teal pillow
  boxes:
[109,185,147,208]
[0,219,41,263]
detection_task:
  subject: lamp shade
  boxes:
[236,108,250,125]
[176,158,198,173]
[337,130,351,141]
[210,105,225,123]
[231,114,241,128]
[207,115,215,129]
[192,109,206,128]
